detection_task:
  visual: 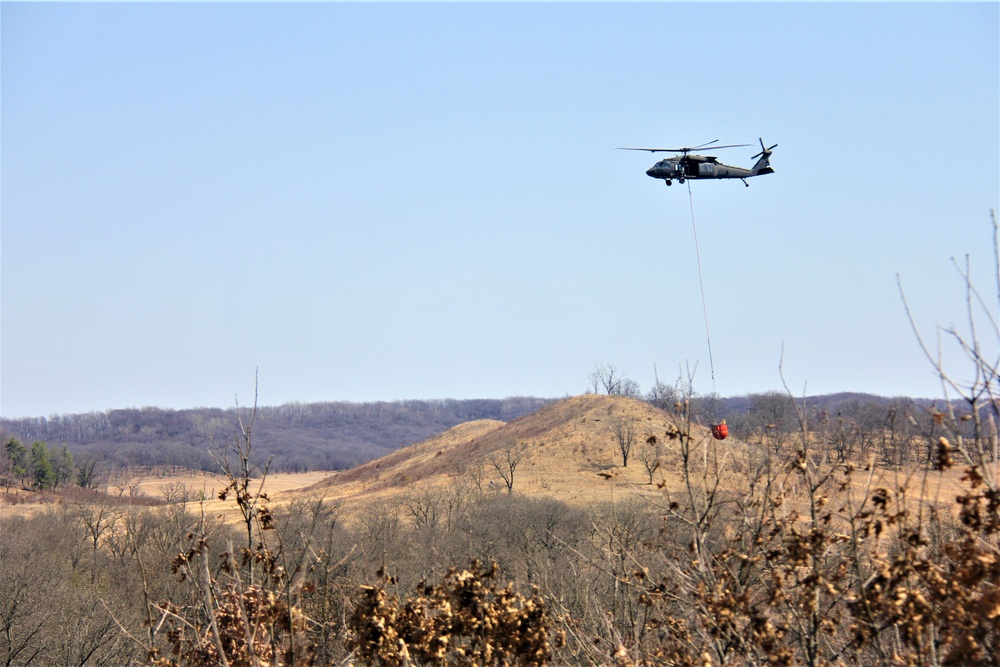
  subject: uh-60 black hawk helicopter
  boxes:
[619,138,777,187]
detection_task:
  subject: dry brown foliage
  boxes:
[348,561,558,667]
[609,365,1000,667]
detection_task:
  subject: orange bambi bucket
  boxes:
[711,420,729,441]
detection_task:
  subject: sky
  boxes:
[2,2,998,419]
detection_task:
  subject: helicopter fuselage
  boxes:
[646,154,764,185]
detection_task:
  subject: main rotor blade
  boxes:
[701,143,752,150]
[617,143,751,153]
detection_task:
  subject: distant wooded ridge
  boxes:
[0,397,554,473]
[0,392,935,474]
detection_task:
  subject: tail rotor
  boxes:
[751,137,778,159]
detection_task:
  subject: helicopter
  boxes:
[619,138,777,187]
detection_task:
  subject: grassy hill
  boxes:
[301,393,724,513]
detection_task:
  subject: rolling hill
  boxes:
[302,393,721,512]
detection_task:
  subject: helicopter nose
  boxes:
[645,167,657,178]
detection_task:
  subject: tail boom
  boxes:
[750,138,777,176]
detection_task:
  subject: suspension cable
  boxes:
[687,181,716,392]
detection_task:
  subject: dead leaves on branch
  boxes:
[349,560,557,667]
[631,445,1000,667]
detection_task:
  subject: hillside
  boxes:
[304,393,718,511]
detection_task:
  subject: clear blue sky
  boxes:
[2,2,998,419]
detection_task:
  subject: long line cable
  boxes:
[687,180,716,392]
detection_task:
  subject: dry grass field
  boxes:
[0,468,334,520]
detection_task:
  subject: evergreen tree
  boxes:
[31,441,56,490]
[4,438,29,485]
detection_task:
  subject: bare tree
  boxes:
[487,442,530,494]
[457,458,489,499]
[746,390,796,453]
[638,435,662,484]
[824,415,858,463]
[402,488,443,530]
[589,363,639,397]
[899,211,1000,472]
[73,500,124,585]
[611,418,639,467]
[645,379,679,411]
[0,561,49,667]
[211,373,273,583]
[142,375,334,667]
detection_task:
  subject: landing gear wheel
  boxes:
[665,180,672,186]
[679,178,686,184]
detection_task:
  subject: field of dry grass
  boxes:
[0,469,334,521]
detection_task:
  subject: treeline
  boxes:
[628,378,963,470]
[593,363,952,468]
[0,397,553,473]
[713,391,972,468]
